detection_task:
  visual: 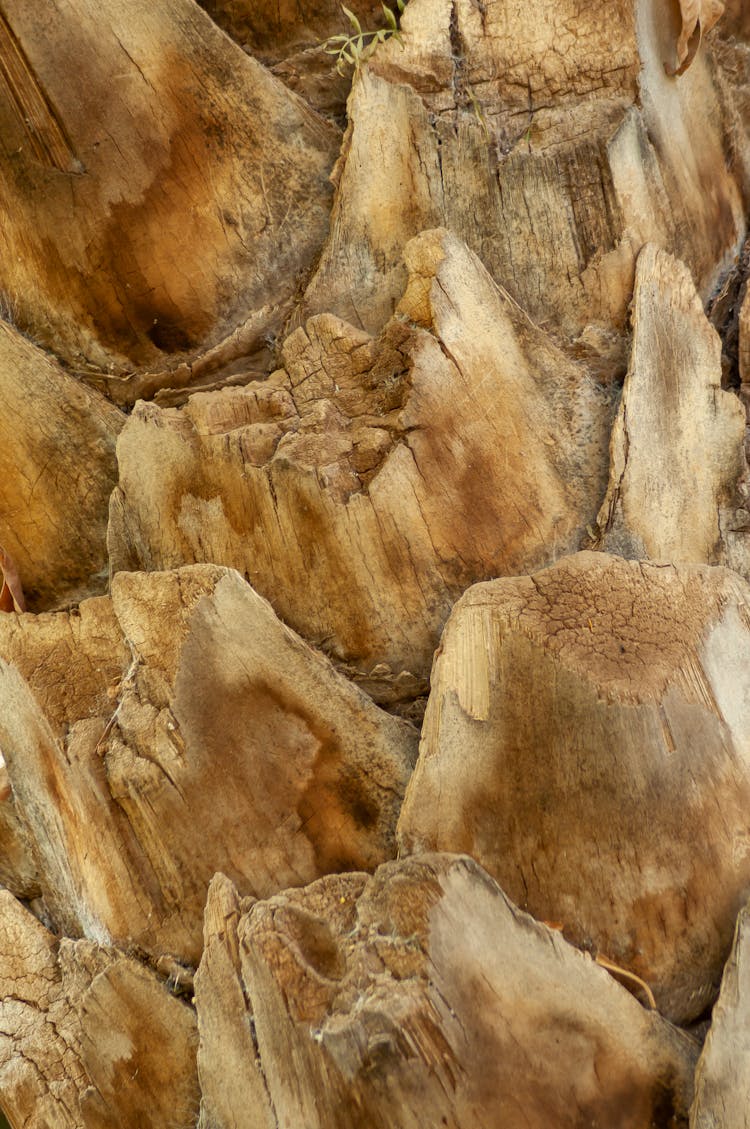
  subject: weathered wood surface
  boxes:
[194,875,273,1129]
[0,322,123,610]
[399,552,750,1023]
[595,243,750,567]
[298,0,745,345]
[109,228,612,686]
[195,856,698,1129]
[691,899,750,1127]
[0,566,416,964]
[0,889,199,1129]
[0,0,339,380]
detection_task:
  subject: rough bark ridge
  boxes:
[0,0,748,1125]
[0,566,416,964]
[0,891,199,1129]
[109,228,613,685]
[399,551,750,1023]
[0,0,340,379]
[300,0,745,346]
[0,323,123,609]
[196,858,698,1129]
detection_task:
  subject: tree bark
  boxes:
[0,0,749,1125]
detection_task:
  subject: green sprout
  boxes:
[323,1,406,76]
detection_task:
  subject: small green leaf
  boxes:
[341,5,363,35]
[382,4,398,30]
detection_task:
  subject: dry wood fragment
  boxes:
[195,874,273,1129]
[109,228,612,684]
[667,0,725,75]
[0,565,416,964]
[398,551,750,1022]
[195,855,698,1129]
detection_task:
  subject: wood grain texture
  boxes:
[596,243,749,566]
[0,761,38,900]
[0,11,78,172]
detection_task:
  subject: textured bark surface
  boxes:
[0,763,38,901]
[596,243,750,567]
[399,552,750,1023]
[109,228,612,685]
[298,0,744,344]
[195,856,698,1129]
[1,0,750,1121]
[0,322,123,610]
[0,566,416,964]
[0,0,339,379]
[0,890,199,1129]
[740,282,750,387]
[691,899,750,1128]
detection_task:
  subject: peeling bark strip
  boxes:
[0,8,78,171]
[0,544,24,613]
[667,0,725,76]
